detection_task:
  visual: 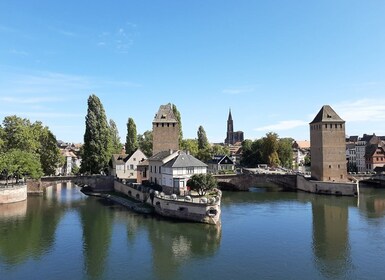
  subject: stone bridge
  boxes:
[214,174,297,191]
[27,175,114,193]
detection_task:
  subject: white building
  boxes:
[110,149,147,180]
[148,150,207,195]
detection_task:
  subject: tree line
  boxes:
[0,94,294,182]
[240,132,293,168]
[0,116,62,183]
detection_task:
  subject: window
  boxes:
[187,167,194,174]
[154,166,157,173]
[159,166,161,173]
[329,165,332,168]
[329,124,332,128]
[130,164,134,170]
[338,164,340,168]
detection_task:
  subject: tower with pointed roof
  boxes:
[152,103,180,155]
[225,109,234,145]
[225,109,244,145]
[310,105,347,182]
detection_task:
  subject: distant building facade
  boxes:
[310,105,347,182]
[292,140,310,167]
[148,150,207,194]
[207,155,235,174]
[109,149,147,180]
[152,103,179,155]
[224,109,244,145]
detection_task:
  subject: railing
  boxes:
[0,182,27,189]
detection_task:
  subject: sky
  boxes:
[1,0,385,144]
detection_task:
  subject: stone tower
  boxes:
[152,103,179,155]
[225,109,234,145]
[310,105,347,182]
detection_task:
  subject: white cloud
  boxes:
[97,23,138,53]
[0,97,64,104]
[254,120,308,132]
[335,99,385,123]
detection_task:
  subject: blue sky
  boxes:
[1,0,385,143]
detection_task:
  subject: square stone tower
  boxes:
[310,105,347,182]
[152,103,180,155]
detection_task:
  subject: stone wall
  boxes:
[114,181,148,202]
[297,176,357,196]
[215,174,297,191]
[0,184,27,204]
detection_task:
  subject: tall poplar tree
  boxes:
[125,117,138,155]
[81,94,112,174]
[172,104,183,145]
[137,130,152,157]
[109,119,121,154]
[197,125,209,150]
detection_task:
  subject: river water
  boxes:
[1,182,385,280]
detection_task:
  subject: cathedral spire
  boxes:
[228,108,233,121]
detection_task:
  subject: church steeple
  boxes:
[228,108,233,121]
[225,108,234,144]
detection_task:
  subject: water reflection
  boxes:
[358,188,385,219]
[111,205,222,280]
[0,196,64,265]
[310,195,353,278]
[79,198,113,279]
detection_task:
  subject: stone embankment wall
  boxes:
[153,196,221,224]
[297,176,357,196]
[0,184,27,204]
[114,181,148,202]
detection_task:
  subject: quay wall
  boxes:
[0,184,27,204]
[153,196,221,224]
[297,176,357,196]
[114,181,148,202]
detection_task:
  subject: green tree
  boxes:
[180,139,199,156]
[81,94,112,174]
[109,119,122,154]
[137,130,153,157]
[1,116,61,176]
[2,116,37,152]
[38,128,62,175]
[0,125,5,153]
[278,138,293,168]
[125,117,138,155]
[187,174,217,196]
[0,149,43,183]
[172,104,183,146]
[262,132,280,166]
[197,126,209,150]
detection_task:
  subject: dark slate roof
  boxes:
[207,155,234,165]
[163,152,207,168]
[148,150,176,161]
[361,134,377,142]
[310,105,344,124]
[112,154,129,165]
[347,136,359,142]
[153,103,178,123]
